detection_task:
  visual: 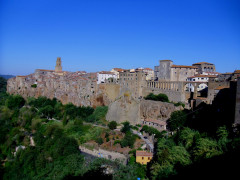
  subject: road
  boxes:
[132,130,154,153]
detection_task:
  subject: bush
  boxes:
[96,137,104,145]
[120,132,137,148]
[121,121,131,133]
[108,121,117,130]
[114,140,121,145]
[144,93,169,102]
[31,84,37,88]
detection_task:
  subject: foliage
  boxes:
[192,138,223,161]
[87,106,108,122]
[144,93,169,102]
[0,77,7,93]
[121,121,131,133]
[167,110,187,131]
[6,95,25,110]
[173,101,185,108]
[96,137,104,145]
[108,121,117,130]
[140,125,166,139]
[120,132,138,148]
[31,84,37,88]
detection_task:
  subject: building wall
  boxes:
[119,70,147,98]
[157,60,173,81]
[136,156,152,165]
[207,77,230,104]
[235,77,240,125]
[97,73,117,84]
[192,63,216,74]
[170,67,197,81]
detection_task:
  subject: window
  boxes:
[148,157,150,160]
[142,157,144,160]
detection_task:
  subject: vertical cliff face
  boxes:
[106,92,181,125]
[7,71,119,107]
[106,94,141,124]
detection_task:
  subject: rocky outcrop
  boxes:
[106,94,141,124]
[140,99,181,121]
[106,94,181,125]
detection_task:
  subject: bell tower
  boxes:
[55,57,62,72]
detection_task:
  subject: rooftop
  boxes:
[171,65,198,69]
[136,150,153,157]
[193,62,214,65]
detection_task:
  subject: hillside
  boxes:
[0,75,15,79]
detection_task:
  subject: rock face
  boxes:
[140,99,180,121]
[106,94,181,125]
[106,94,141,124]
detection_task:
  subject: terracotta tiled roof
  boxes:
[171,65,198,69]
[113,68,125,72]
[160,60,173,62]
[187,75,217,78]
[144,68,153,71]
[222,72,233,75]
[17,76,27,77]
[193,62,213,65]
[214,86,229,90]
[99,71,114,74]
[234,70,240,74]
[136,151,153,157]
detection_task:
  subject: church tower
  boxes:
[55,57,62,72]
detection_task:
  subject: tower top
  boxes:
[55,57,62,72]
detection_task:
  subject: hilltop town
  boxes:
[7,57,240,127]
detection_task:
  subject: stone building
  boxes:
[192,62,216,74]
[97,71,117,84]
[111,68,125,79]
[154,60,198,81]
[55,57,62,72]
[235,77,240,125]
[119,69,147,98]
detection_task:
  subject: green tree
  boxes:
[6,95,25,109]
[121,121,131,133]
[167,110,187,131]
[108,121,117,130]
[192,138,223,161]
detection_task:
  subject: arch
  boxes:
[184,82,194,92]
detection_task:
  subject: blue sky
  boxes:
[0,0,239,75]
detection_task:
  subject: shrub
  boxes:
[144,93,169,102]
[114,140,121,145]
[96,137,104,145]
[31,84,37,88]
[121,121,131,133]
[108,121,117,130]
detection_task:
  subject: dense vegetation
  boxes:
[144,93,169,102]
